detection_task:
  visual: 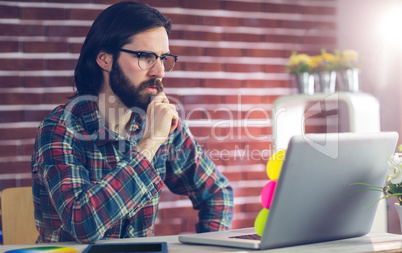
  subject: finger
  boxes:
[148,93,162,105]
[153,92,168,104]
[169,111,179,134]
[165,103,176,110]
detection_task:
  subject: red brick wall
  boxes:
[0,0,337,236]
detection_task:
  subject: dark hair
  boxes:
[74,1,171,96]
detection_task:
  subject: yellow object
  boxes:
[266,150,286,180]
[254,208,269,236]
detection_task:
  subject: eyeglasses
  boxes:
[119,48,178,72]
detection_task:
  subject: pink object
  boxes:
[260,180,277,209]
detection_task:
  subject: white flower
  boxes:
[388,153,402,184]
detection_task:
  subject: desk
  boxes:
[1,233,402,253]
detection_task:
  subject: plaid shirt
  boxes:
[31,95,233,244]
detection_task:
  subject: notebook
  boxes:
[179,132,399,250]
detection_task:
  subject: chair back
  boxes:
[1,186,39,245]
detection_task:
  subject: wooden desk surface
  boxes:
[0,232,402,253]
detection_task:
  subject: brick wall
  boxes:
[0,0,337,236]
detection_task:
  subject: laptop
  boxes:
[179,132,399,250]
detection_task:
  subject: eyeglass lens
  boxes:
[138,53,176,71]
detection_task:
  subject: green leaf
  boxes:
[350,182,383,190]
[389,183,402,194]
[363,193,402,212]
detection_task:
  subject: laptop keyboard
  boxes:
[229,233,261,241]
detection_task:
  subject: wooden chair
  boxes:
[1,186,39,245]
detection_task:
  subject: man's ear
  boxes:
[96,51,113,72]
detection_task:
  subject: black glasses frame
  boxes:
[119,48,178,71]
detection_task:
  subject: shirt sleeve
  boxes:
[163,119,234,232]
[32,119,164,244]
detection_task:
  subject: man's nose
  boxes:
[148,58,165,78]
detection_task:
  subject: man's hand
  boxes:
[134,92,178,161]
[147,92,179,137]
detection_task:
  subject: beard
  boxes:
[109,61,164,112]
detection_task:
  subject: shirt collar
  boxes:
[71,95,145,143]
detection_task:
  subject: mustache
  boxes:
[139,79,164,92]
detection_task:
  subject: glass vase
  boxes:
[395,203,402,233]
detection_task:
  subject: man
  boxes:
[31,1,233,244]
